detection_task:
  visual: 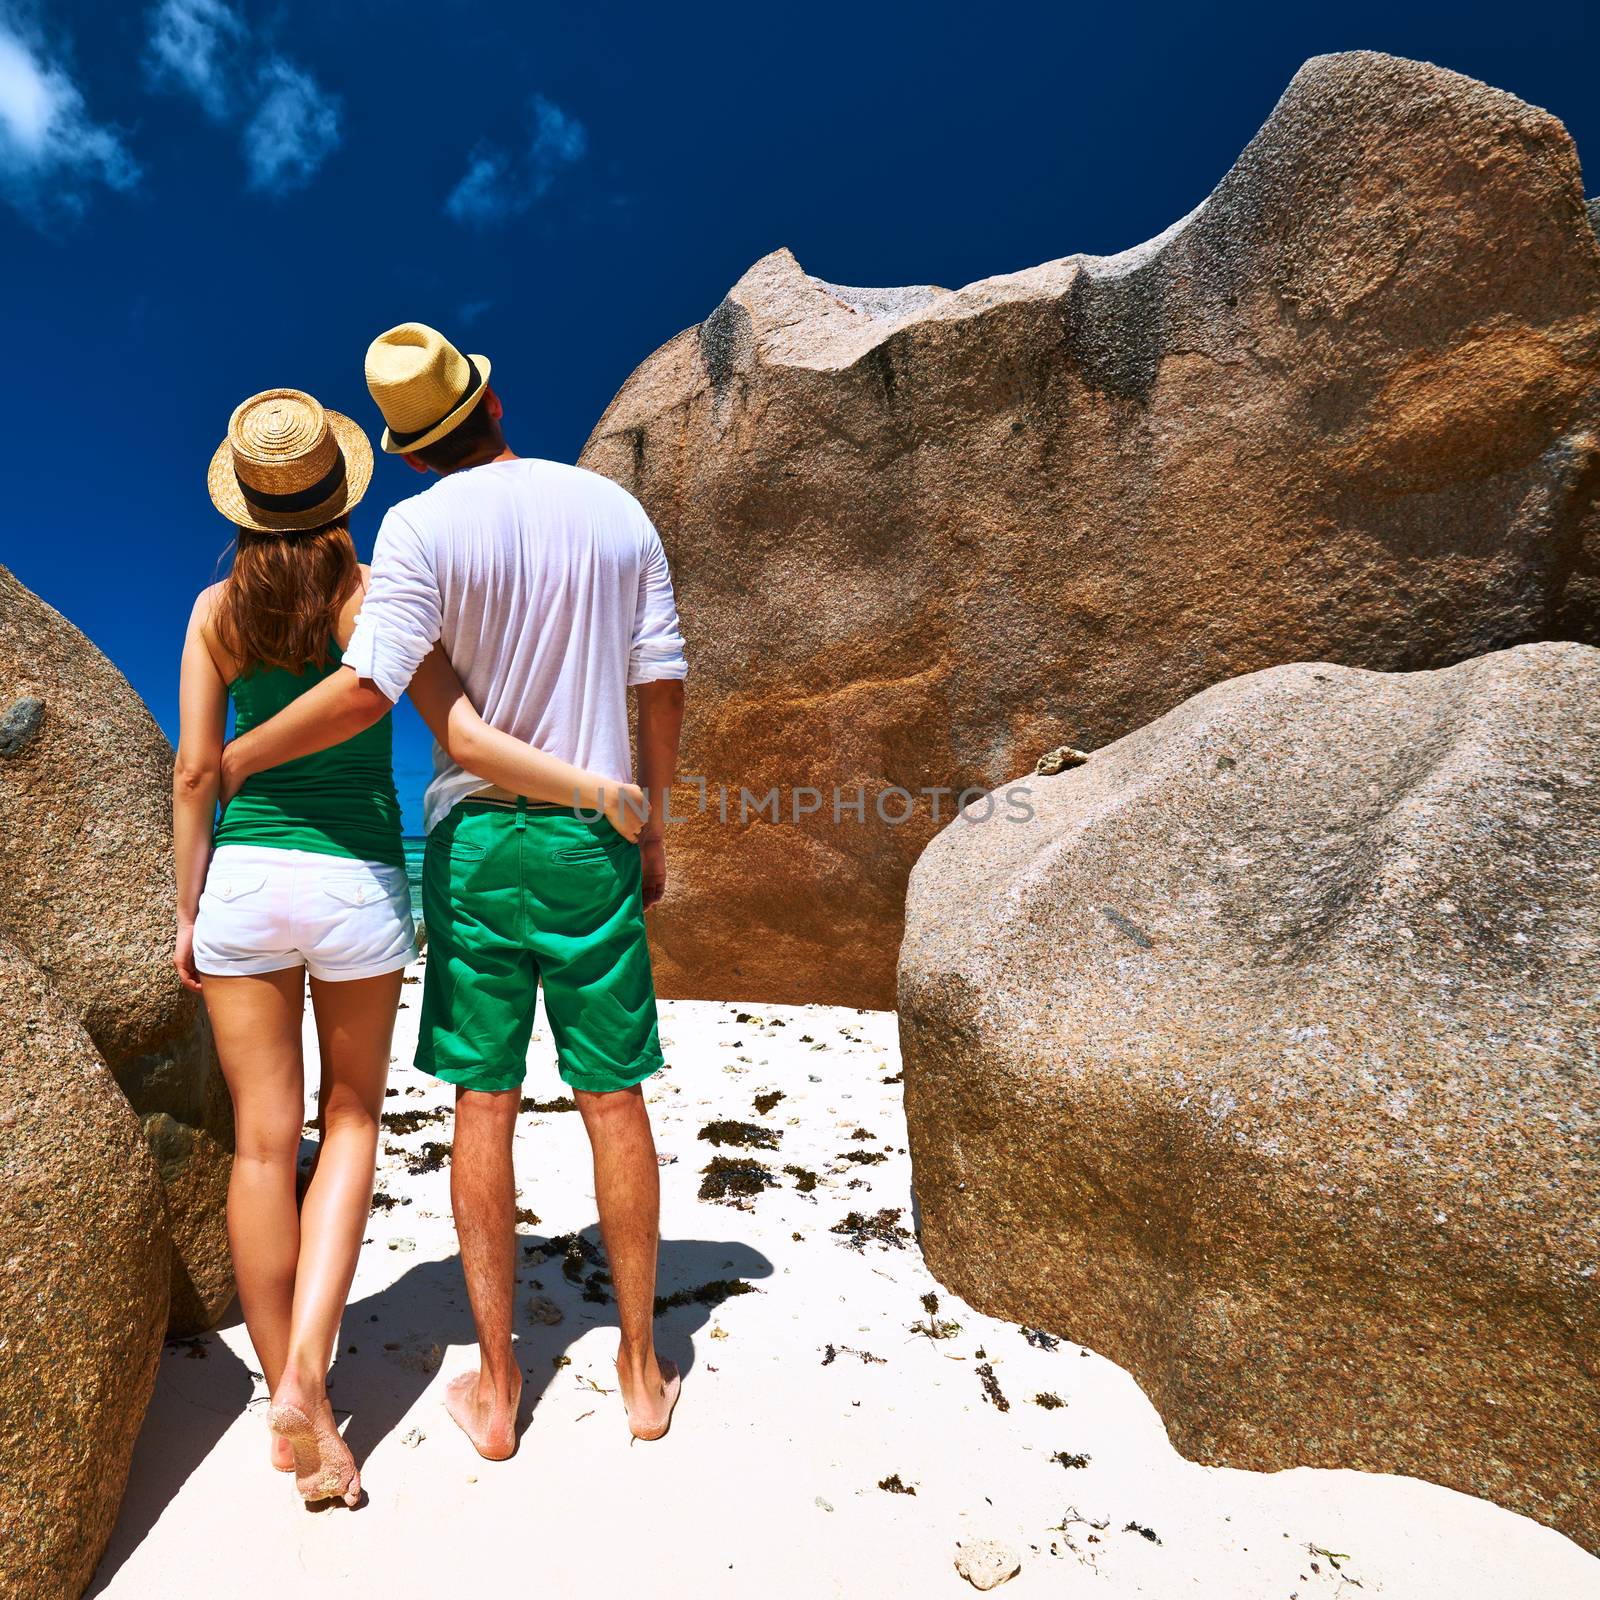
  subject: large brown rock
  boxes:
[581,50,1600,1009]
[0,563,233,1331]
[0,939,170,1598]
[897,641,1600,1551]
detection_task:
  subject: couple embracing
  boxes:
[173,323,688,1505]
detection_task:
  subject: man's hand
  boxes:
[173,922,203,992]
[640,836,667,910]
[219,742,248,805]
[222,666,393,796]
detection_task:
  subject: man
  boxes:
[221,322,688,1452]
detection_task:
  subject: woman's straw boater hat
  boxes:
[365,323,492,454]
[207,389,373,534]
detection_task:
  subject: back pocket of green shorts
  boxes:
[552,844,609,864]
[552,826,622,863]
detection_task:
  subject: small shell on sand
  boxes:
[955,1539,1021,1590]
[525,1294,563,1326]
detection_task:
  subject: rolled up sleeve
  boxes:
[627,524,688,686]
[344,510,441,703]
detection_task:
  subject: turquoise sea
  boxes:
[402,836,426,919]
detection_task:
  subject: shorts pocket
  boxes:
[551,840,609,863]
[202,870,268,904]
[550,819,626,863]
[322,876,394,909]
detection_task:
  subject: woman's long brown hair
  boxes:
[212,521,359,676]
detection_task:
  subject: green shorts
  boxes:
[417,800,664,1095]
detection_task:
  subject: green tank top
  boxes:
[213,640,405,869]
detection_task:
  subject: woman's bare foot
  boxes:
[616,1353,680,1441]
[268,1378,360,1507]
[270,1432,296,1472]
[444,1369,521,1461]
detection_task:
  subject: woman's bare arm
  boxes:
[406,646,648,841]
[173,589,229,991]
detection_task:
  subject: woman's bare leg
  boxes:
[271,968,401,1504]
[203,966,307,1467]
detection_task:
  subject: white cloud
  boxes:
[530,95,586,170]
[242,57,339,194]
[444,94,587,227]
[142,0,340,193]
[0,18,139,226]
[445,144,510,225]
[142,0,244,120]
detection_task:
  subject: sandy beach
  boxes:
[90,958,1600,1599]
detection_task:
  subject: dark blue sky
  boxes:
[2,1,1594,830]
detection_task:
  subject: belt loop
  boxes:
[515,795,527,832]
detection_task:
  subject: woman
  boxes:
[173,389,641,1506]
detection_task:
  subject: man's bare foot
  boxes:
[267,1381,360,1507]
[616,1352,680,1441]
[270,1432,295,1472]
[444,1369,521,1461]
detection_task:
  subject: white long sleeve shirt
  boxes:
[343,457,688,833]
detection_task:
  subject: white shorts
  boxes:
[193,845,417,982]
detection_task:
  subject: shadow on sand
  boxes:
[337,1227,773,1466]
[88,1303,259,1595]
[90,1125,327,1594]
[93,1221,773,1587]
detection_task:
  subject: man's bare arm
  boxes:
[634,679,685,910]
[220,666,392,799]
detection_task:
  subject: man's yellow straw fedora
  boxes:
[207,388,373,534]
[365,323,492,454]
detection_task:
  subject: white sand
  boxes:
[93,961,1599,1598]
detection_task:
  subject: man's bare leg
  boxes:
[444,1085,522,1459]
[575,1083,680,1438]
